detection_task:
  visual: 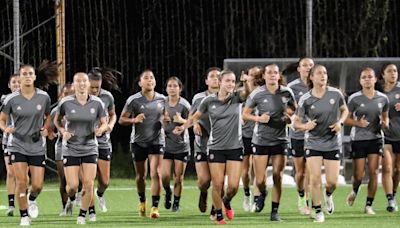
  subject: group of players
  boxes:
[0,58,400,226]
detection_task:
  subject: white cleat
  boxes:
[64,199,75,216]
[313,212,325,223]
[6,206,15,216]
[96,193,108,213]
[364,206,376,215]
[346,191,357,206]
[59,210,67,217]
[324,193,334,215]
[20,216,30,226]
[28,200,39,219]
[76,216,86,225]
[89,213,97,222]
[243,195,251,212]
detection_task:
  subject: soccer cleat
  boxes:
[76,216,86,225]
[96,192,108,213]
[224,207,234,220]
[251,201,257,212]
[364,206,376,215]
[209,214,217,221]
[324,193,334,215]
[270,212,281,221]
[59,209,66,217]
[138,202,146,217]
[243,195,251,212]
[64,199,75,216]
[88,213,97,222]
[255,194,266,213]
[313,212,325,223]
[164,192,172,209]
[20,216,30,226]
[387,199,396,212]
[149,207,160,219]
[216,219,227,225]
[28,200,39,219]
[5,206,15,216]
[346,191,357,206]
[172,202,180,212]
[199,192,208,213]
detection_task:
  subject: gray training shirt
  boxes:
[245,85,296,146]
[163,97,191,154]
[198,92,244,151]
[50,106,63,160]
[287,78,309,140]
[239,86,256,139]
[57,94,107,157]
[1,89,51,156]
[122,92,165,147]
[1,94,12,146]
[383,82,400,141]
[97,89,115,150]
[296,86,346,151]
[191,91,212,153]
[348,91,389,141]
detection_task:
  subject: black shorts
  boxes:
[130,143,164,162]
[243,137,253,156]
[305,149,340,161]
[253,143,289,156]
[384,138,400,154]
[98,148,112,161]
[163,151,189,163]
[290,139,305,158]
[195,152,208,162]
[63,154,98,167]
[351,139,383,159]
[208,148,243,163]
[10,152,46,167]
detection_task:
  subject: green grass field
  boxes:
[0,179,399,227]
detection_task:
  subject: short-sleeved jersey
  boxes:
[1,89,51,156]
[1,94,12,146]
[96,89,115,150]
[287,78,309,139]
[383,82,400,141]
[57,94,106,157]
[348,91,389,141]
[239,86,256,139]
[245,85,296,146]
[198,92,243,150]
[296,86,346,151]
[163,97,191,154]
[191,91,214,153]
[122,92,165,147]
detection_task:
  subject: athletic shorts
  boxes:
[63,154,98,167]
[290,139,305,158]
[384,138,400,154]
[208,148,243,163]
[98,148,112,161]
[163,151,189,163]
[253,143,289,156]
[351,139,383,159]
[10,152,46,167]
[243,137,253,156]
[130,143,164,162]
[305,149,340,161]
[195,152,208,162]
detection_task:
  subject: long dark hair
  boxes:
[34,60,58,90]
[376,63,398,92]
[88,67,122,92]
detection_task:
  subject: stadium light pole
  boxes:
[55,0,66,89]
[306,0,313,57]
[13,0,20,73]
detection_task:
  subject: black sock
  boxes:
[386,194,394,201]
[216,209,223,221]
[174,195,180,204]
[96,190,104,197]
[254,195,259,203]
[8,194,15,207]
[353,185,360,194]
[69,195,76,201]
[78,183,82,193]
[326,190,333,197]
[312,205,322,213]
[20,209,28,217]
[366,197,374,207]
[271,201,279,213]
[164,185,172,195]
[89,206,95,214]
[79,209,87,218]
[223,197,231,210]
[138,192,146,203]
[210,205,216,215]
[28,193,38,201]
[260,190,267,197]
[201,191,207,198]
[298,189,305,198]
[244,187,250,197]
[152,195,160,207]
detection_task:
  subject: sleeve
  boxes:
[45,96,51,115]
[347,98,356,113]
[122,97,135,115]
[182,103,190,119]
[57,101,65,116]
[198,97,209,114]
[338,91,346,107]
[287,89,297,109]
[1,97,11,115]
[97,101,107,118]
[383,96,389,112]
[190,97,200,114]
[245,93,257,109]
[295,96,306,118]
[108,94,115,111]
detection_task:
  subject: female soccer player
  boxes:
[293,64,348,223]
[119,70,165,218]
[345,68,389,214]
[161,77,191,212]
[54,72,108,224]
[243,64,296,221]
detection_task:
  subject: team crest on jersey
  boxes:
[36,104,42,110]
[63,158,67,164]
[378,103,383,108]
[90,108,95,114]
[157,102,163,109]
[209,154,214,160]
[396,94,400,99]
[11,154,15,161]
[197,154,202,160]
[305,149,310,155]
[329,99,335,105]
